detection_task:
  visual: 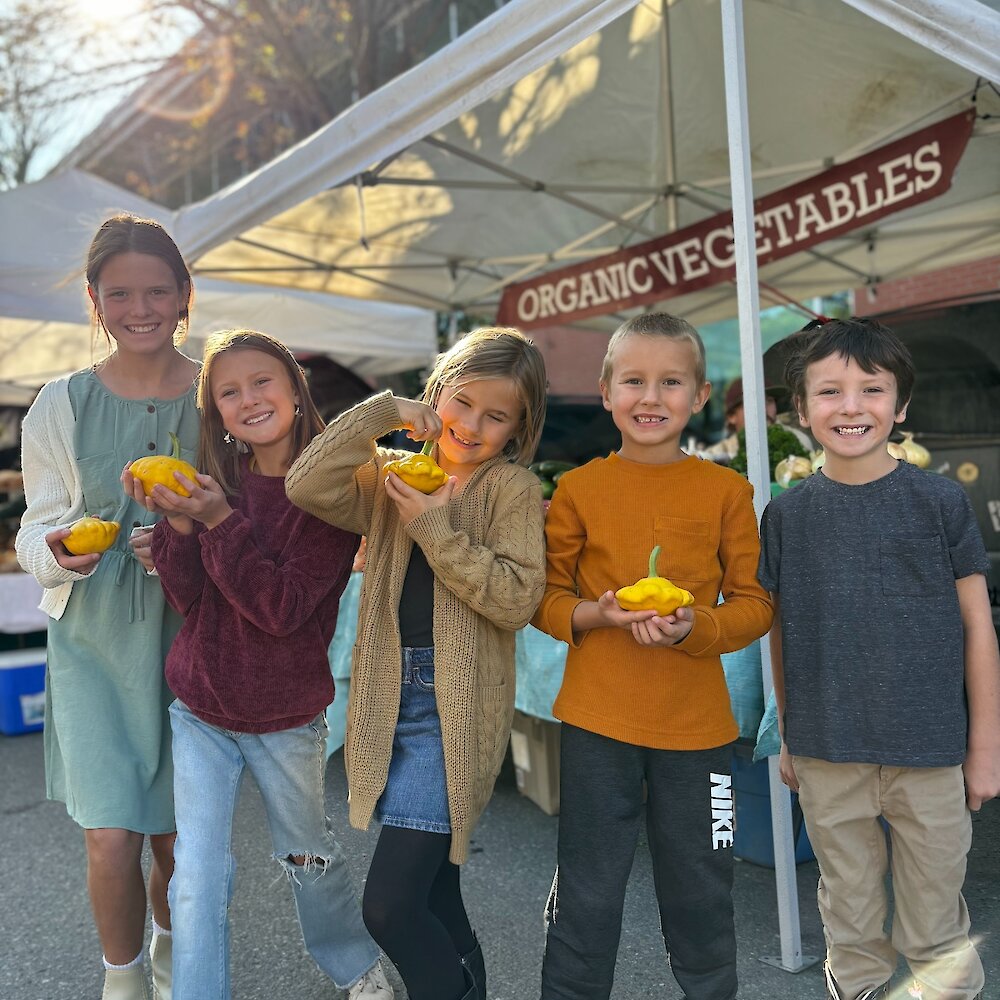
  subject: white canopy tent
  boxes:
[153,0,1000,973]
[169,0,1000,328]
[0,170,438,395]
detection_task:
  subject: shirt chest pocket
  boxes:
[77,451,125,517]
[879,535,951,597]
[653,515,717,584]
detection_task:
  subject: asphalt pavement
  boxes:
[2,730,999,999]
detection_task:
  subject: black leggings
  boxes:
[362,825,476,1000]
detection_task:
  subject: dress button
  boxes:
[148,442,156,450]
[147,404,155,413]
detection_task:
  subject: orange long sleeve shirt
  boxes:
[531,452,773,750]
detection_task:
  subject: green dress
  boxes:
[44,370,200,832]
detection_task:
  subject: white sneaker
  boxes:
[347,960,394,999]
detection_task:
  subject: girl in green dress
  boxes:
[16,214,200,1000]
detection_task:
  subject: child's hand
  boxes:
[394,397,442,442]
[629,605,695,647]
[121,463,167,514]
[385,471,455,525]
[593,591,659,629]
[963,746,1000,811]
[128,526,156,572]
[778,743,799,792]
[147,471,232,531]
[44,527,101,575]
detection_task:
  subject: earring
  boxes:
[294,404,302,417]
[176,316,189,340]
[224,432,233,444]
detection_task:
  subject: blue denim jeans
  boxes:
[168,700,380,999]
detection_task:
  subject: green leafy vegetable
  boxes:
[730,424,809,479]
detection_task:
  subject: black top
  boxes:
[398,543,435,647]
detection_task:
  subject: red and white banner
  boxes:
[496,110,975,329]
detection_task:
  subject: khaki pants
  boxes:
[793,756,984,1000]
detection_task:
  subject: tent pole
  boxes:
[658,0,678,233]
[719,0,817,975]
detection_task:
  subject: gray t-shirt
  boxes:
[758,461,989,767]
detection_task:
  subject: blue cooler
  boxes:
[0,649,47,735]
[732,751,814,867]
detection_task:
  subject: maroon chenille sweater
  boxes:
[151,468,358,733]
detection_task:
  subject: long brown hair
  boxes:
[196,329,324,495]
[86,213,192,347]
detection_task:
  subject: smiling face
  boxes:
[210,348,300,475]
[89,251,186,358]
[798,352,907,482]
[433,377,522,482]
[600,334,710,464]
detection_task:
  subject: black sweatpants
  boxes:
[540,724,737,1000]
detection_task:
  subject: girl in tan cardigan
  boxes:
[286,328,547,1000]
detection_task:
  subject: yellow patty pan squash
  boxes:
[129,431,199,498]
[615,545,695,616]
[383,440,449,494]
[64,516,121,555]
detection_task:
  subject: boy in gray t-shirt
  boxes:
[758,318,999,1000]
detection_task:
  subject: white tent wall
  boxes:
[0,171,438,389]
[154,0,1000,976]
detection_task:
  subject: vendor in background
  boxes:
[702,377,812,461]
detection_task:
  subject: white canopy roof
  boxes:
[169,0,1000,327]
[0,170,438,392]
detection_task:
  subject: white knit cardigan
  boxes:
[15,376,90,619]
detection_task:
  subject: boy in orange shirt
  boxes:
[532,313,773,1000]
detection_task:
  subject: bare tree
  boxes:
[0,0,453,201]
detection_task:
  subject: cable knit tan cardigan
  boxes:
[286,391,546,863]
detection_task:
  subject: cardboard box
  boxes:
[509,709,561,815]
[731,752,813,868]
[0,648,46,735]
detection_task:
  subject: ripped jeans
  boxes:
[168,700,380,999]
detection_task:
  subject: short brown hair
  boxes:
[601,313,706,386]
[784,317,915,415]
[422,327,547,465]
[197,329,325,495]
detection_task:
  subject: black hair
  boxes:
[784,317,915,414]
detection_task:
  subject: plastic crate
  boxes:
[732,752,813,867]
[509,710,561,815]
[0,648,46,735]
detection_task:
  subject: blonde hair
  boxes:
[422,327,547,465]
[196,329,324,495]
[600,313,707,387]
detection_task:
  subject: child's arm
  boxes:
[150,519,207,616]
[286,392,427,536]
[675,482,774,657]
[403,471,547,630]
[15,388,98,585]
[768,594,799,791]
[956,572,1000,810]
[199,511,356,637]
[531,477,655,644]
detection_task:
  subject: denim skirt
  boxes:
[375,646,451,834]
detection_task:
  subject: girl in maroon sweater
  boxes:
[123,330,392,1000]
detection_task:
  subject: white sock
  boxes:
[151,920,172,938]
[103,950,144,971]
